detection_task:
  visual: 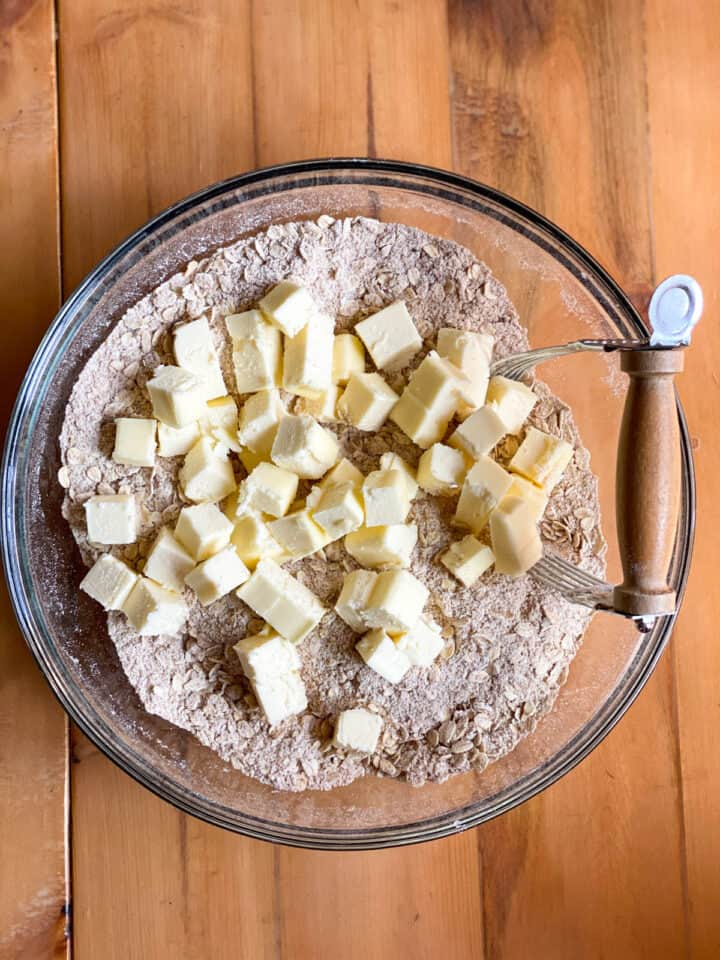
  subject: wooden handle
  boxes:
[613,350,684,617]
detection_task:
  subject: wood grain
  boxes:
[0,1,69,958]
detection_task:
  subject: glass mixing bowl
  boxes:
[1,159,694,849]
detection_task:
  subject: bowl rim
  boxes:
[1,157,696,849]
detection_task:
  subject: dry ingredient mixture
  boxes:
[59,216,605,792]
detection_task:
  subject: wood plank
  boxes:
[645,2,720,956]
[0,1,69,958]
[448,2,689,956]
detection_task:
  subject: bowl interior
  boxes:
[3,161,692,847]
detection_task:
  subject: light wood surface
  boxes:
[1,1,718,957]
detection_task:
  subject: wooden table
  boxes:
[1,2,718,957]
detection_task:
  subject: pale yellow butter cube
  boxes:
[173,316,226,400]
[356,629,411,684]
[354,301,422,371]
[199,395,241,452]
[334,569,378,632]
[174,503,233,561]
[85,495,138,545]
[390,390,448,449]
[507,475,549,523]
[143,527,196,593]
[238,447,264,473]
[417,443,467,495]
[234,626,301,681]
[185,545,250,605]
[363,569,428,633]
[271,414,339,479]
[122,577,188,636]
[252,672,308,726]
[238,462,298,518]
[403,351,465,419]
[486,376,537,434]
[230,511,286,569]
[362,469,411,526]
[332,334,365,384]
[440,535,495,586]
[157,421,200,457]
[295,384,340,422]
[267,510,329,559]
[237,389,285,455]
[237,559,325,644]
[436,327,493,413]
[226,310,282,393]
[80,554,138,611]
[449,404,507,460]
[179,436,236,503]
[379,452,418,499]
[113,418,157,467]
[490,496,542,577]
[311,482,364,539]
[509,426,573,492]
[333,708,383,754]
[394,616,444,667]
[320,457,364,491]
[337,372,399,431]
[283,313,334,398]
[454,457,513,534]
[147,365,207,428]
[344,524,417,569]
[259,281,318,337]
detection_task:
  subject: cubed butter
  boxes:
[113,418,157,467]
[390,389,449,449]
[337,373,398,431]
[237,559,325,644]
[319,457,364,490]
[185,544,250,605]
[80,554,138,611]
[85,495,138,545]
[363,569,428,633]
[333,708,382,754]
[334,569,378,632]
[230,511,286,569]
[225,310,282,393]
[143,527,196,592]
[344,524,418,569]
[283,313,334,398]
[490,496,543,577]
[356,629,411,684]
[417,443,467,495]
[200,395,241,452]
[454,457,513,534]
[179,436,237,503]
[436,327,493,413]
[379,452,418,499]
[332,334,365,384]
[394,616,444,667]
[486,376,537,434]
[440,535,495,586]
[259,281,318,337]
[237,462,298,518]
[271,414,339,479]
[234,626,301,681]
[122,577,188,636]
[509,426,573,492]
[311,482,364,539]
[267,510,329,559]
[354,301,422,371]
[175,502,233,560]
[362,469,411,526]
[173,316,226,400]
[507,474,549,523]
[157,421,200,457]
[295,384,340,422]
[403,351,467,418]
[147,365,207,428]
[237,389,285,455]
[252,672,308,727]
[448,405,507,459]
[238,447,264,473]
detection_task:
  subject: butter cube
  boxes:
[332,334,365,384]
[85,495,138,545]
[200,396,241,452]
[80,554,138,611]
[363,569,428,633]
[394,616,444,667]
[259,280,318,337]
[237,389,285,455]
[252,672,308,726]
[175,503,233,561]
[507,475,549,523]
[238,447,264,473]
[311,482,364,539]
[319,457,364,490]
[113,418,157,467]
[235,627,301,680]
[403,351,466,418]
[179,437,236,503]
[238,462,298,518]
[337,373,399,431]
[490,496,543,577]
[226,310,282,393]
[436,327,493,413]
[362,470,411,526]
[184,545,250,605]
[267,511,329,559]
[354,301,422,371]
[441,535,495,586]
[356,629,411,684]
[147,365,207,428]
[390,390,448,449]
[455,457,513,534]
[334,569,378,632]
[344,524,417,569]
[143,527,196,592]
[283,313,334,398]
[157,421,200,457]
[271,414,339,479]
[333,708,382,754]
[379,452,418,499]
[122,577,188,636]
[295,384,340,422]
[230,511,286,569]
[173,316,226,400]
[417,444,467,495]
[486,376,537,434]
[449,405,507,460]
[237,559,326,643]
[509,426,573,492]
